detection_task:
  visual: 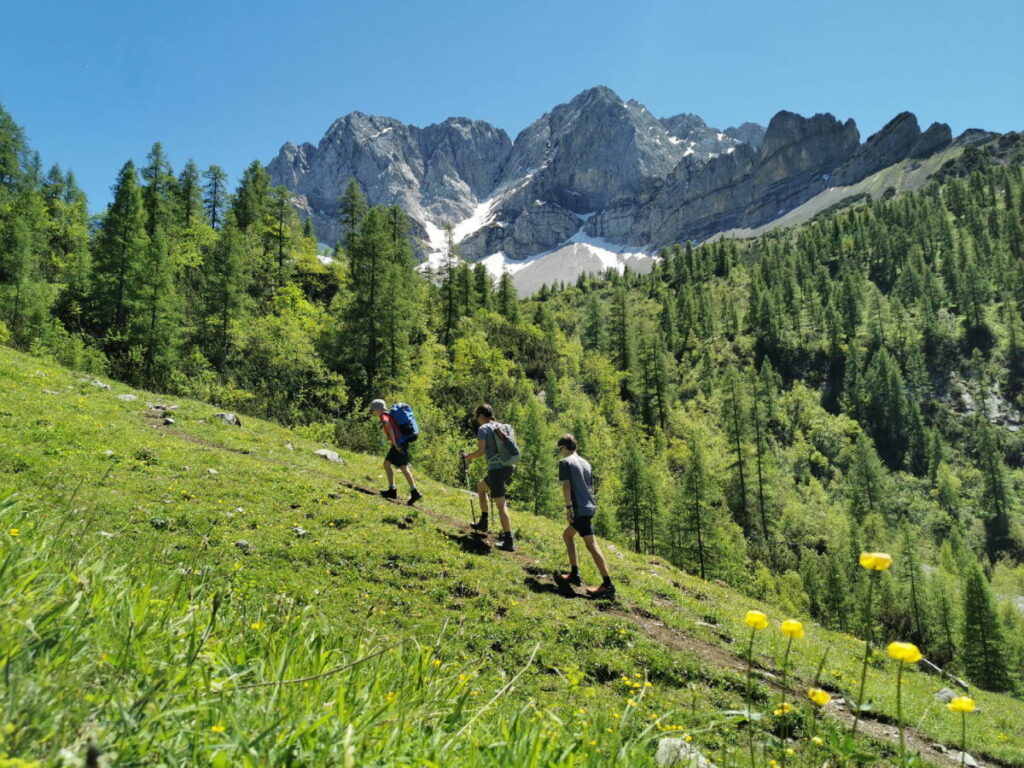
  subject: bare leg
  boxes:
[493,496,511,534]
[383,459,394,486]
[563,526,579,568]
[583,535,611,579]
[399,464,415,489]
[476,479,490,519]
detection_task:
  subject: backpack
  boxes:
[493,422,521,466]
[389,403,419,446]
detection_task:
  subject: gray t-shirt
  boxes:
[559,453,596,517]
[477,422,504,470]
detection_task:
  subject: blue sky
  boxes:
[2,0,1020,210]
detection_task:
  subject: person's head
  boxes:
[474,403,494,425]
[557,434,577,457]
[369,399,387,415]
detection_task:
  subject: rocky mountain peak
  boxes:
[724,122,767,149]
[760,111,860,162]
[267,90,968,294]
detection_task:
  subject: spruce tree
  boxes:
[439,224,459,350]
[497,272,519,322]
[177,159,204,230]
[960,560,1012,691]
[233,160,270,231]
[203,223,248,370]
[514,395,559,519]
[722,367,751,535]
[141,142,175,236]
[202,165,228,229]
[616,432,658,553]
[847,432,888,521]
[473,262,492,310]
[338,177,367,255]
[0,189,49,347]
[581,292,609,353]
[87,160,149,350]
[130,222,181,387]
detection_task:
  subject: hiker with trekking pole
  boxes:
[459,403,519,552]
[369,399,422,505]
[555,434,615,599]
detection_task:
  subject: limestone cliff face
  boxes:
[267,113,511,246]
[832,112,921,186]
[267,87,955,269]
[590,111,863,248]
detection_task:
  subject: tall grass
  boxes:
[0,490,660,766]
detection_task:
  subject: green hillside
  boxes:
[3,346,1023,767]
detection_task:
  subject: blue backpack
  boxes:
[390,403,419,446]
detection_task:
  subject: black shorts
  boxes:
[385,445,410,467]
[570,515,595,537]
[484,466,515,498]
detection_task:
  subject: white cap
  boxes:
[369,399,386,412]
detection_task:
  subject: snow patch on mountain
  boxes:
[476,227,654,295]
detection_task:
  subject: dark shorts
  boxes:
[570,515,595,537]
[484,466,515,498]
[385,445,410,467]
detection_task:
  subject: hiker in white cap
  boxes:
[369,399,422,505]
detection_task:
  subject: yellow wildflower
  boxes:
[744,610,769,630]
[249,622,265,630]
[684,735,693,743]
[807,688,832,707]
[859,552,893,570]
[7,529,18,537]
[773,702,793,716]
[211,725,226,733]
[886,642,922,663]
[810,736,824,745]
[947,696,975,713]
[780,619,804,639]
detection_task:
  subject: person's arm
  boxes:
[463,438,487,462]
[384,419,400,450]
[559,460,574,521]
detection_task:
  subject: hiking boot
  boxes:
[380,488,398,500]
[497,532,515,552]
[559,572,582,587]
[408,488,423,505]
[586,583,616,600]
[470,517,489,533]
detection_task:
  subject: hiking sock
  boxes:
[389,483,396,490]
[602,576,613,587]
[570,565,580,577]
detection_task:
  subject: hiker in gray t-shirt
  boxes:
[459,403,516,551]
[557,434,615,598]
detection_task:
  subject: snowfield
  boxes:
[417,165,656,295]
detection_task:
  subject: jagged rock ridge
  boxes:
[268,86,956,284]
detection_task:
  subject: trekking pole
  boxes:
[461,453,475,525]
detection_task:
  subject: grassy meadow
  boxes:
[2,345,1023,767]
